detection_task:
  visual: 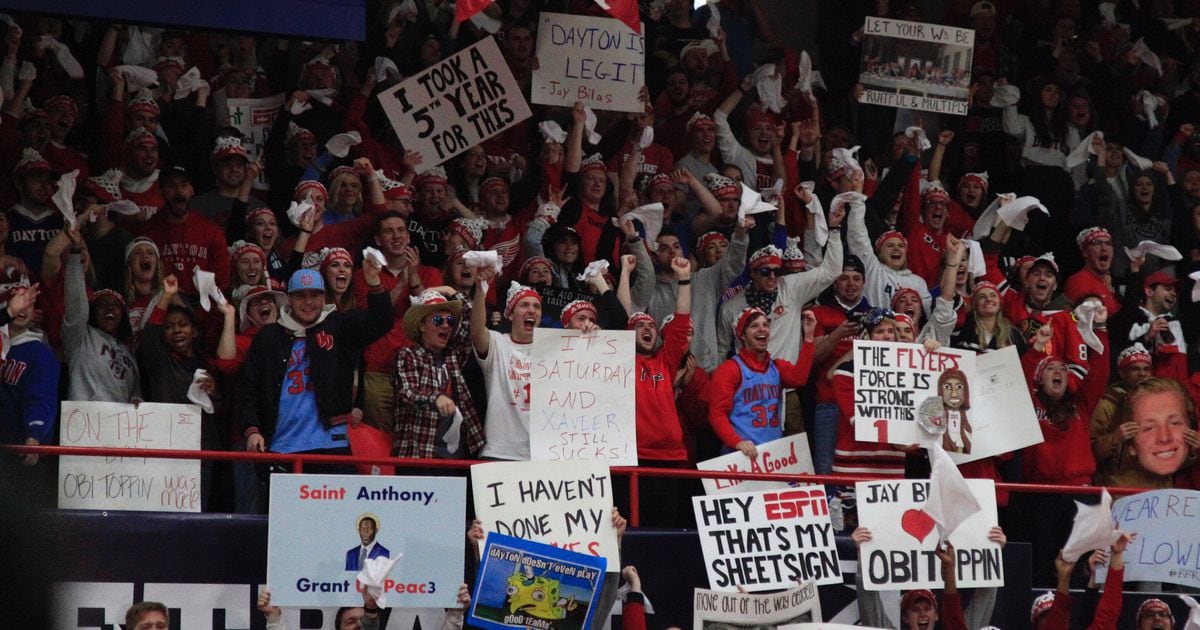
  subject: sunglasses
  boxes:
[757,267,782,277]
[430,314,458,327]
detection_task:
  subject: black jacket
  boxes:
[238,288,393,441]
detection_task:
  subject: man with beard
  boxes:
[6,149,62,278]
[1064,227,1119,315]
[118,128,166,219]
[192,136,269,229]
[626,256,692,526]
[471,269,540,460]
[241,265,393,467]
[1120,270,1188,372]
[652,69,697,159]
[809,255,871,473]
[679,40,721,109]
[131,166,229,297]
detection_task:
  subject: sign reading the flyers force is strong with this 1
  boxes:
[377,37,532,172]
[858,17,974,115]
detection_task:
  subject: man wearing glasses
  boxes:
[393,288,484,458]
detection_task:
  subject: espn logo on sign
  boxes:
[762,488,827,520]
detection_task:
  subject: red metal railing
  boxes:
[4,444,1147,526]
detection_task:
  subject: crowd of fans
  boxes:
[5,0,1200,616]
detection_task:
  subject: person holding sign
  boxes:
[471,266,540,460]
[629,255,693,525]
[1016,320,1110,585]
[707,305,816,459]
[831,307,908,478]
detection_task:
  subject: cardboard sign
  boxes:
[858,17,974,115]
[852,340,976,448]
[692,583,821,630]
[226,93,284,189]
[468,534,607,630]
[949,346,1043,464]
[472,461,619,565]
[266,474,465,607]
[1099,489,1200,589]
[529,328,637,465]
[696,434,815,495]
[855,479,1002,590]
[378,37,532,172]
[693,487,842,590]
[58,401,201,512]
[532,12,646,113]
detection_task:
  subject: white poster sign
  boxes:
[852,340,976,448]
[532,12,646,113]
[227,93,285,189]
[855,479,1002,590]
[951,345,1043,464]
[858,17,974,115]
[378,37,532,172]
[692,583,822,630]
[1099,489,1200,589]
[58,401,201,512]
[529,328,637,465]
[267,474,465,607]
[471,461,619,565]
[696,434,815,495]
[693,487,841,591]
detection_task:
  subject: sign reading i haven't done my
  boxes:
[268,474,466,607]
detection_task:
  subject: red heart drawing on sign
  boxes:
[900,509,936,543]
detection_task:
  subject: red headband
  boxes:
[874,230,907,250]
[627,312,656,330]
[560,300,597,327]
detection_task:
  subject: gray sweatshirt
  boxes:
[63,253,141,403]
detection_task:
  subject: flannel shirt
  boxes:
[392,295,485,458]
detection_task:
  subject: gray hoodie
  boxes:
[63,253,141,403]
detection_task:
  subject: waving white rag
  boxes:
[616,203,664,245]
[115,64,160,91]
[737,183,776,221]
[51,170,80,230]
[1138,90,1164,129]
[1061,489,1117,562]
[972,193,1047,238]
[122,25,156,66]
[1181,595,1200,630]
[193,266,227,312]
[794,50,826,94]
[538,120,567,144]
[753,63,785,113]
[1067,130,1104,168]
[705,1,721,37]
[1074,299,1104,355]
[1191,271,1200,303]
[362,246,387,267]
[636,126,654,150]
[799,182,829,247]
[287,196,315,228]
[1124,240,1182,262]
[374,56,401,82]
[42,36,85,79]
[174,67,207,100]
[576,259,610,283]
[463,250,503,293]
[905,126,932,153]
[1131,38,1163,76]
[963,238,987,277]
[924,443,982,540]
[326,131,362,159]
[186,369,215,414]
[357,553,404,608]
[583,106,602,145]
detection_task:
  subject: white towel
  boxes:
[51,170,80,230]
[1124,240,1182,262]
[538,121,567,144]
[361,246,387,267]
[616,203,665,245]
[356,553,404,608]
[1067,130,1104,168]
[737,183,776,221]
[192,266,227,312]
[753,63,785,113]
[575,259,610,283]
[583,106,602,145]
[800,182,829,247]
[186,369,215,414]
[116,64,160,91]
[325,131,362,158]
[1061,489,1117,562]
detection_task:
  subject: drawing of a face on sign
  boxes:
[917,369,973,454]
[1124,378,1195,479]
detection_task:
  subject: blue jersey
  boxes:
[729,355,783,445]
[273,339,346,453]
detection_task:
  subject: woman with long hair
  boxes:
[324,166,364,224]
[951,281,1027,355]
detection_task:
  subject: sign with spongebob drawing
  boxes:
[469,534,607,630]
